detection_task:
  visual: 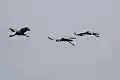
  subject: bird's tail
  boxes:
[48,37,54,40]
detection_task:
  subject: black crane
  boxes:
[74,31,100,37]
[9,27,30,37]
[48,37,76,46]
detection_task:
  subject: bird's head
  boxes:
[25,27,31,31]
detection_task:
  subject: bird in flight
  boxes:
[9,27,31,37]
[74,31,100,37]
[48,37,76,46]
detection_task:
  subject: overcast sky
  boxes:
[0,0,120,80]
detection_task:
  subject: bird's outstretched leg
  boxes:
[26,35,30,37]
[93,33,100,37]
[23,34,30,37]
[94,35,99,37]
[9,34,16,37]
[68,41,75,46]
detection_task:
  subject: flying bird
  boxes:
[48,37,76,46]
[74,31,100,37]
[9,27,31,37]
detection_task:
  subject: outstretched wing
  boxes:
[9,34,15,37]
[9,28,16,32]
[48,37,54,40]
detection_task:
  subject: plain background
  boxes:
[0,0,120,80]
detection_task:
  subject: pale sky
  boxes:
[0,0,120,80]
